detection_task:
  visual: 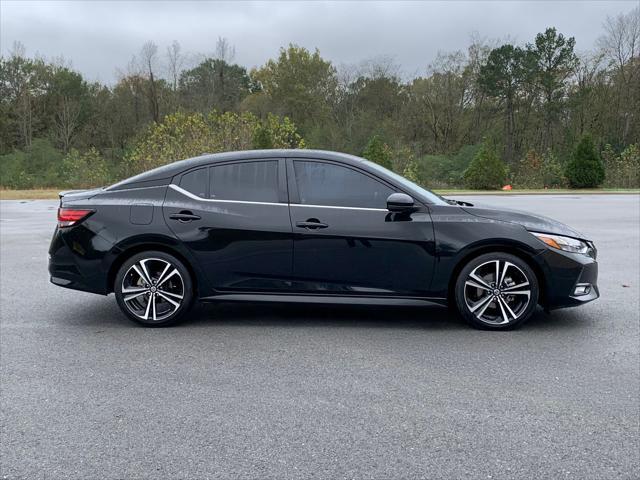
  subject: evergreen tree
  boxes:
[565,135,605,188]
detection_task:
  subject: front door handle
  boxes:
[296,219,328,230]
[169,211,201,222]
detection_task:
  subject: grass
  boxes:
[1,187,638,200]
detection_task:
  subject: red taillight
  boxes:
[57,208,94,228]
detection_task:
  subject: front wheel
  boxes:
[114,251,194,326]
[454,253,539,330]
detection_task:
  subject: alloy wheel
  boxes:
[121,258,185,321]
[463,260,531,325]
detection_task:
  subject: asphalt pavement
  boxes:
[1,194,638,479]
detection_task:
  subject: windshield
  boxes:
[363,160,449,206]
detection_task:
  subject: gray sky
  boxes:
[1,0,637,83]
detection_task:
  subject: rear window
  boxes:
[209,161,279,203]
[180,168,208,198]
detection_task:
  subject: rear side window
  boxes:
[180,168,208,198]
[209,161,279,203]
[293,160,393,209]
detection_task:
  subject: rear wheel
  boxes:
[114,251,194,326]
[454,252,539,330]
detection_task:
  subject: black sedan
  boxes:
[49,149,599,330]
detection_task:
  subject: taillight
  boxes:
[57,208,94,228]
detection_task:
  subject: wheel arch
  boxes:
[106,240,201,297]
[446,244,546,308]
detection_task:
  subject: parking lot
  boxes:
[1,194,638,479]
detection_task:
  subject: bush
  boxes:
[362,135,393,170]
[602,143,639,188]
[463,144,507,189]
[541,150,565,188]
[565,135,605,188]
[417,144,481,188]
[0,139,64,188]
[61,148,110,188]
[126,111,305,175]
[513,149,565,188]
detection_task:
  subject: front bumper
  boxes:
[536,247,599,309]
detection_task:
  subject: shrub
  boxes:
[565,135,605,188]
[540,150,565,188]
[126,111,305,175]
[0,139,63,188]
[602,143,639,188]
[61,148,110,188]
[463,144,507,190]
[514,150,544,188]
[362,135,393,170]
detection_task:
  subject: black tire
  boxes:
[454,252,539,330]
[114,250,194,327]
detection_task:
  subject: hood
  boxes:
[460,203,588,240]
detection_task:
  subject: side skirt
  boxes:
[199,293,448,307]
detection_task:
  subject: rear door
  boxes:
[163,158,293,294]
[287,158,436,296]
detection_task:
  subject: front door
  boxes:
[287,159,435,296]
[164,159,293,294]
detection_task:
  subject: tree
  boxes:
[598,7,640,144]
[179,58,251,112]
[362,135,393,170]
[463,144,507,189]
[139,41,161,123]
[251,45,337,134]
[528,28,578,148]
[565,134,605,188]
[478,44,534,163]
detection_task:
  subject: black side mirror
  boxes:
[386,193,416,212]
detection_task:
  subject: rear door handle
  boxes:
[296,219,328,230]
[169,211,201,222]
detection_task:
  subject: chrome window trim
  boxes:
[169,184,287,207]
[290,203,388,212]
[169,184,388,212]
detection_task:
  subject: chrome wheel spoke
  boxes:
[157,268,179,288]
[156,263,172,285]
[469,294,493,313]
[122,286,147,294]
[124,290,148,302]
[502,282,529,292]
[159,290,183,300]
[152,294,157,321]
[157,291,180,309]
[499,296,518,320]
[465,280,491,291]
[132,264,151,285]
[143,293,152,320]
[495,297,510,324]
[469,272,492,290]
[506,290,531,296]
[494,260,500,286]
[499,262,513,289]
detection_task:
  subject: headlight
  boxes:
[530,232,590,255]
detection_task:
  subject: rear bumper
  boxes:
[48,226,110,295]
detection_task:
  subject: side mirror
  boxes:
[386,192,416,212]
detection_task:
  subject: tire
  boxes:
[114,250,194,327]
[454,252,539,330]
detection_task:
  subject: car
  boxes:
[49,149,599,330]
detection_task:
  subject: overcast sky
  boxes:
[1,0,637,83]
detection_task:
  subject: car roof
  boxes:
[107,149,371,191]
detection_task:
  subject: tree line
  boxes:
[0,7,638,190]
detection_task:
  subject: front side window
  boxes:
[209,161,279,203]
[180,168,208,198]
[293,161,394,209]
